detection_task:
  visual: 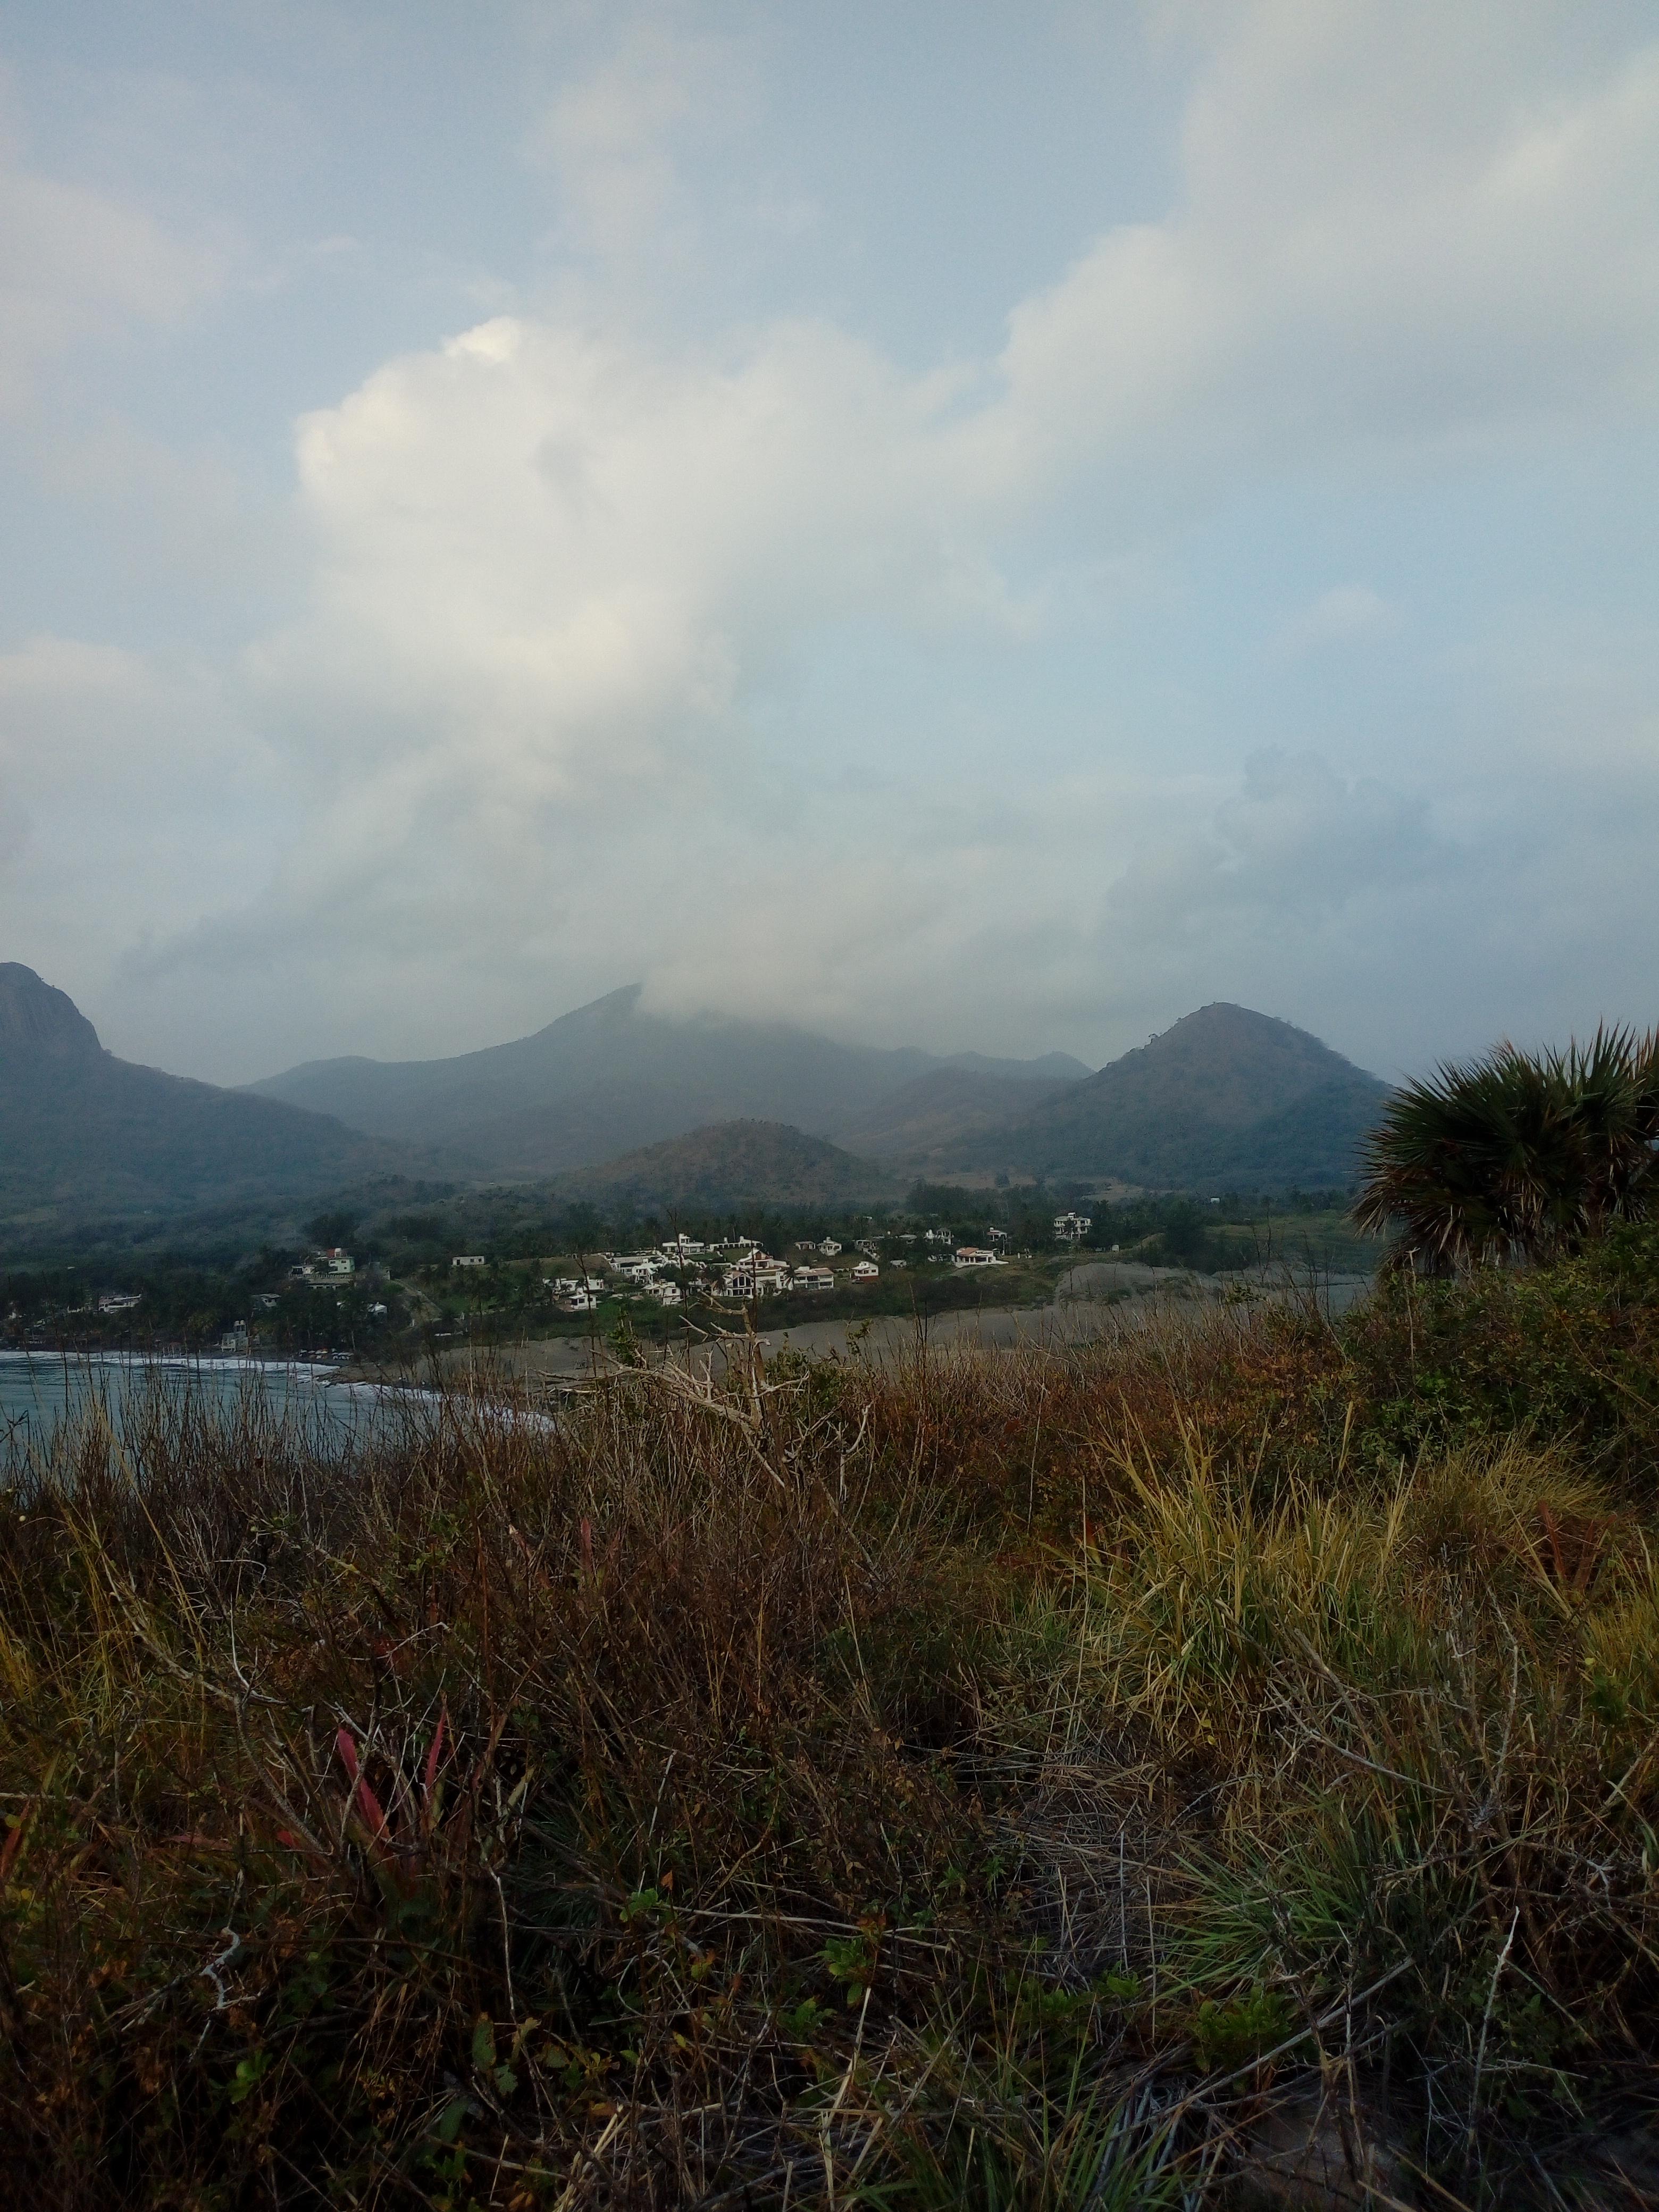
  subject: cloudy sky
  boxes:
[2,2,1656,1084]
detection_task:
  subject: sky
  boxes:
[1,1,1656,1086]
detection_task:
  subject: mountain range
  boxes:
[246,983,1085,1175]
[0,963,1391,1246]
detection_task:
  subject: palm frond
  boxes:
[1354,1027,1659,1272]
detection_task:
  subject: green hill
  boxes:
[0,963,417,1242]
[971,1002,1388,1190]
[553,1119,897,1212]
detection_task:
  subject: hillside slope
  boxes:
[552,1120,896,1212]
[249,985,1086,1175]
[0,963,417,1236]
[971,1003,1388,1189]
[836,1066,1076,1161]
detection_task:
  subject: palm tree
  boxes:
[1353,1026,1659,1272]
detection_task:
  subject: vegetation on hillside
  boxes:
[6,1220,1659,2203]
[974,1002,1388,1191]
[550,1119,897,1212]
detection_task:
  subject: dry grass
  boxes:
[3,1286,1659,2206]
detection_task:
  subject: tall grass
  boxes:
[4,1263,1659,2206]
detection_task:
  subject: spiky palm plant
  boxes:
[1354,1026,1659,1272]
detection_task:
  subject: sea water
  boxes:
[0,1350,383,1462]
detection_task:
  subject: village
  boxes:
[471,1221,1050,1313]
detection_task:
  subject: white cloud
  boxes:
[12,4,1659,1082]
[968,6,1659,504]
[0,121,220,413]
[1108,750,1440,941]
[527,24,745,269]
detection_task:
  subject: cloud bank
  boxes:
[2,3,1657,1083]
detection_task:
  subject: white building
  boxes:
[818,1239,842,1257]
[794,1267,835,1292]
[1053,1213,1092,1241]
[953,1246,1005,1269]
[451,1254,487,1270]
[852,1260,879,1280]
[644,1280,682,1305]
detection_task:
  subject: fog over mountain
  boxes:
[1,6,1655,1089]
[248,984,1086,1176]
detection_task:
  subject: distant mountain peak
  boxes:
[964,1001,1387,1190]
[0,963,103,1059]
[246,983,1083,1178]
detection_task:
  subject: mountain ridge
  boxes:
[1,967,1390,1240]
[247,984,1088,1176]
